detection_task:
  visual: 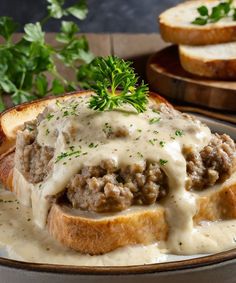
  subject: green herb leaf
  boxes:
[57,35,94,66]
[46,113,54,121]
[159,141,165,147]
[0,77,17,93]
[35,74,48,96]
[0,95,5,112]
[12,90,36,105]
[87,56,149,113]
[192,0,235,25]
[0,17,18,41]
[55,149,81,163]
[192,17,208,25]
[233,8,236,20]
[67,0,88,20]
[0,0,91,110]
[56,21,79,43]
[24,22,45,44]
[52,79,65,95]
[197,6,209,16]
[47,0,65,19]
[175,129,184,137]
[209,5,226,22]
[149,139,155,145]
[159,159,168,166]
[149,117,161,124]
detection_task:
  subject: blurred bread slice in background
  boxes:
[179,42,236,79]
[159,0,236,45]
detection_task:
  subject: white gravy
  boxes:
[5,94,236,264]
[0,189,236,266]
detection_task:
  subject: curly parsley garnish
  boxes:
[192,0,236,25]
[86,56,148,113]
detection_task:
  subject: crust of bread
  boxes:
[0,151,14,192]
[179,46,236,79]
[159,22,236,46]
[0,91,94,155]
[159,0,236,45]
[47,204,168,255]
[0,91,235,255]
[0,91,168,156]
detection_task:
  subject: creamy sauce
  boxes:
[8,94,236,262]
[0,189,236,266]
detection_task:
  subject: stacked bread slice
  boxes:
[159,0,236,79]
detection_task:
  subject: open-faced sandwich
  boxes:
[0,56,236,257]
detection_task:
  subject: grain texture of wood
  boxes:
[147,45,236,111]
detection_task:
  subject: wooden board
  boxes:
[146,45,236,112]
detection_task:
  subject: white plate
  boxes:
[0,114,235,283]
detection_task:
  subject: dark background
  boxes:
[0,0,181,33]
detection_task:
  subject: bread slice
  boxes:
[159,0,236,45]
[0,91,236,255]
[1,149,236,254]
[47,203,168,255]
[179,42,236,79]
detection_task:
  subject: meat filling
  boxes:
[66,160,168,212]
[15,120,54,184]
[185,133,236,190]
[17,118,236,212]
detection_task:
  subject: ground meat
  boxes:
[185,134,236,190]
[66,160,169,213]
[15,120,54,184]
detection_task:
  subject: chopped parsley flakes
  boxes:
[175,129,184,137]
[137,152,144,158]
[159,159,168,166]
[88,142,98,148]
[149,117,161,124]
[55,150,81,163]
[159,141,165,147]
[46,113,54,121]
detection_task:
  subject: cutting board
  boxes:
[146,45,236,112]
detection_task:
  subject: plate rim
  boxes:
[0,249,236,275]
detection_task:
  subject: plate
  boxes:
[0,115,235,283]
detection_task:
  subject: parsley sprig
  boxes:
[0,0,93,111]
[192,0,236,25]
[81,56,149,113]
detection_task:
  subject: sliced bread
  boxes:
[0,92,236,255]
[159,0,236,45]
[0,149,236,254]
[179,42,236,78]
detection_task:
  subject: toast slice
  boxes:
[179,42,236,79]
[0,91,171,254]
[0,91,236,255]
[1,146,236,254]
[159,0,236,45]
